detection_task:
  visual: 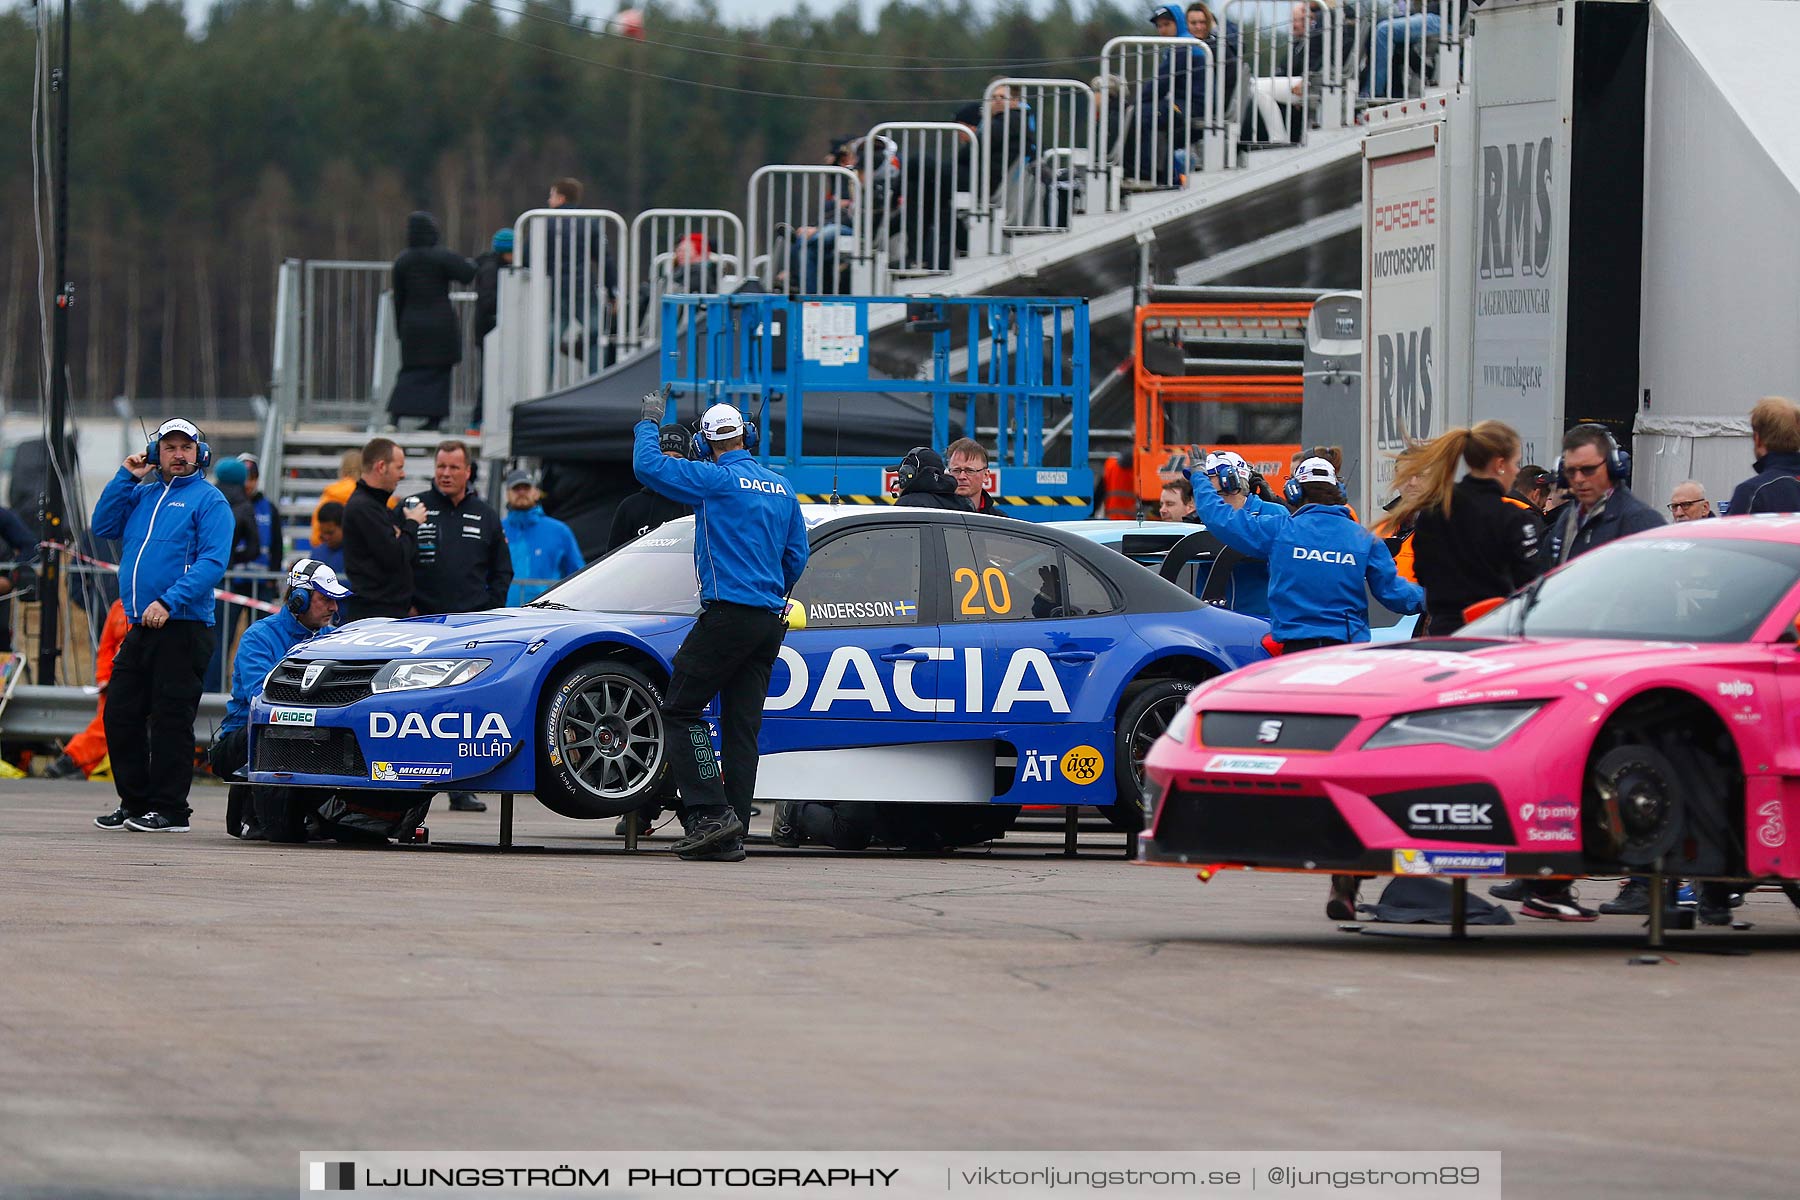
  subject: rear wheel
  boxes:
[1107,678,1196,832]
[535,660,669,820]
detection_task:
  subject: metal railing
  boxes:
[1345,0,1467,109]
[1098,36,1221,210]
[1220,0,1335,152]
[981,78,1096,246]
[746,165,863,296]
[861,122,974,290]
[299,260,391,426]
[511,207,631,397]
[629,208,746,343]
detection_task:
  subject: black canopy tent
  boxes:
[509,343,947,558]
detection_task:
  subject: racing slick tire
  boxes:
[535,659,670,820]
[1587,743,1686,867]
[1106,678,1195,833]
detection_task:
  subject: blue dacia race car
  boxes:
[248,506,1268,831]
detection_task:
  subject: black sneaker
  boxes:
[124,811,191,833]
[1325,874,1360,922]
[770,801,801,848]
[93,806,130,830]
[1599,878,1651,915]
[446,792,487,812]
[670,810,744,857]
[1487,878,1530,902]
[1519,887,1598,922]
[679,836,747,863]
[1697,882,1736,927]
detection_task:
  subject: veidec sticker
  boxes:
[1203,754,1284,775]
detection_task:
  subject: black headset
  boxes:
[895,447,939,492]
[690,415,761,461]
[285,560,333,618]
[146,419,212,469]
[1553,423,1631,487]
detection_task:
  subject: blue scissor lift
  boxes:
[658,294,1093,519]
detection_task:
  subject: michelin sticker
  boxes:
[1392,849,1507,876]
[370,761,455,782]
[1203,754,1284,775]
[269,707,316,727]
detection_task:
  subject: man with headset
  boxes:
[1189,454,1416,650]
[89,417,236,834]
[1542,424,1662,565]
[208,559,352,838]
[893,446,967,510]
[632,389,809,862]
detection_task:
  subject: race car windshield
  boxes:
[531,520,702,615]
[1463,536,1800,643]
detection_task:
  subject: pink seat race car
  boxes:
[1140,516,1800,888]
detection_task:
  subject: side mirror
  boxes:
[1461,596,1507,625]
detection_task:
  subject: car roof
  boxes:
[1047,519,1210,542]
[1633,514,1800,543]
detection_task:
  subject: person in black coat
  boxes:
[1542,424,1664,567]
[387,211,476,432]
[1724,396,1800,516]
[341,438,423,622]
[607,426,694,552]
[470,228,512,432]
[893,447,970,510]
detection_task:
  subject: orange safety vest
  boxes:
[1102,457,1136,520]
[1376,517,1417,583]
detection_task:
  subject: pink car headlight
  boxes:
[1163,700,1198,747]
[1362,703,1542,752]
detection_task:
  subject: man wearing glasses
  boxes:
[1544,424,1663,566]
[945,437,1003,516]
[1667,481,1714,522]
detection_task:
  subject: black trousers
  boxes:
[662,601,786,826]
[208,726,254,836]
[105,620,214,819]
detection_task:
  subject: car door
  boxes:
[938,526,1122,726]
[762,522,942,742]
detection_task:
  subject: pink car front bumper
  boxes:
[1138,704,1589,879]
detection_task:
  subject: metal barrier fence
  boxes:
[1343,0,1466,109]
[299,260,391,426]
[1219,0,1334,152]
[510,207,631,398]
[1097,36,1221,211]
[746,165,863,296]
[981,78,1096,245]
[629,208,746,344]
[861,123,973,291]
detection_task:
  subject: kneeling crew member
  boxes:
[210,560,352,838]
[1191,455,1424,922]
[632,392,809,862]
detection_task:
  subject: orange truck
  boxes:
[1131,289,1322,507]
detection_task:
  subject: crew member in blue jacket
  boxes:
[1191,455,1423,649]
[632,392,809,862]
[208,559,351,838]
[89,417,236,834]
[1192,454,1424,922]
[503,469,586,606]
[1195,451,1275,620]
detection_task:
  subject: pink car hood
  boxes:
[1199,637,1731,711]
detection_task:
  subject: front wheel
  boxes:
[536,660,669,820]
[1107,678,1196,832]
